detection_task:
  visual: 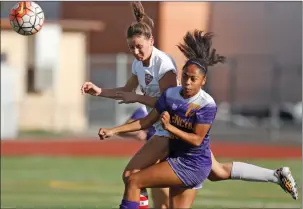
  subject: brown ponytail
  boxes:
[127,2,154,39]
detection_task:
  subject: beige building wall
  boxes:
[55,32,87,132]
[158,2,212,81]
[1,30,87,133]
[1,31,27,102]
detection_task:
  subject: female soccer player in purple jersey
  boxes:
[98,30,223,208]
[81,1,298,205]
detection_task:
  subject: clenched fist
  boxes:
[81,82,102,96]
[160,111,171,130]
[98,128,115,140]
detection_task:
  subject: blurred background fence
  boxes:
[87,54,138,129]
[84,53,302,144]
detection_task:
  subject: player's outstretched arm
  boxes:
[98,109,159,140]
[115,92,158,108]
[118,118,148,141]
[160,111,211,147]
[81,74,139,99]
[100,74,139,98]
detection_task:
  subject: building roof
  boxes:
[1,18,105,32]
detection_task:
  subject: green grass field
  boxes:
[1,157,301,208]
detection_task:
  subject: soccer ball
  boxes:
[9,1,45,36]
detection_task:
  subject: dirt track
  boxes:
[1,138,301,159]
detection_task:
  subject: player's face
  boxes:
[127,35,154,61]
[181,64,206,98]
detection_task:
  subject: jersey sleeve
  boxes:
[154,90,167,114]
[158,57,177,80]
[195,103,217,124]
[131,60,137,76]
[130,106,148,120]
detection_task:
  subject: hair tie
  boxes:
[186,60,207,73]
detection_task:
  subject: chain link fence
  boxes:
[206,54,302,144]
[86,54,142,133]
[85,53,301,144]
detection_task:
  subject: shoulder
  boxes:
[153,47,177,69]
[132,59,140,69]
[194,90,217,123]
[197,89,217,109]
[164,86,181,97]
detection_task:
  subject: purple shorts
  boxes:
[167,152,212,189]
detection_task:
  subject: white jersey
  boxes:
[132,46,178,136]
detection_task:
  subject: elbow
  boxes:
[193,137,203,147]
[193,142,200,147]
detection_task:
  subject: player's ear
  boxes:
[201,76,206,86]
[150,36,154,46]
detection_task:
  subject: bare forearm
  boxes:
[119,131,142,137]
[98,87,129,99]
[119,131,147,141]
[166,125,202,147]
[135,94,158,108]
[112,119,150,134]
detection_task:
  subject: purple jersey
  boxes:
[155,86,217,188]
[130,106,156,140]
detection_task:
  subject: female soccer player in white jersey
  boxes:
[82,3,175,208]
[81,2,298,206]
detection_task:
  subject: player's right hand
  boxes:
[160,111,171,130]
[98,128,114,140]
[81,82,102,96]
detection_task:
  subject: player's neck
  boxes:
[180,89,190,99]
[180,89,199,99]
[142,48,153,67]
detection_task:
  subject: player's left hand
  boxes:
[115,92,138,104]
[161,111,171,130]
[98,128,114,140]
